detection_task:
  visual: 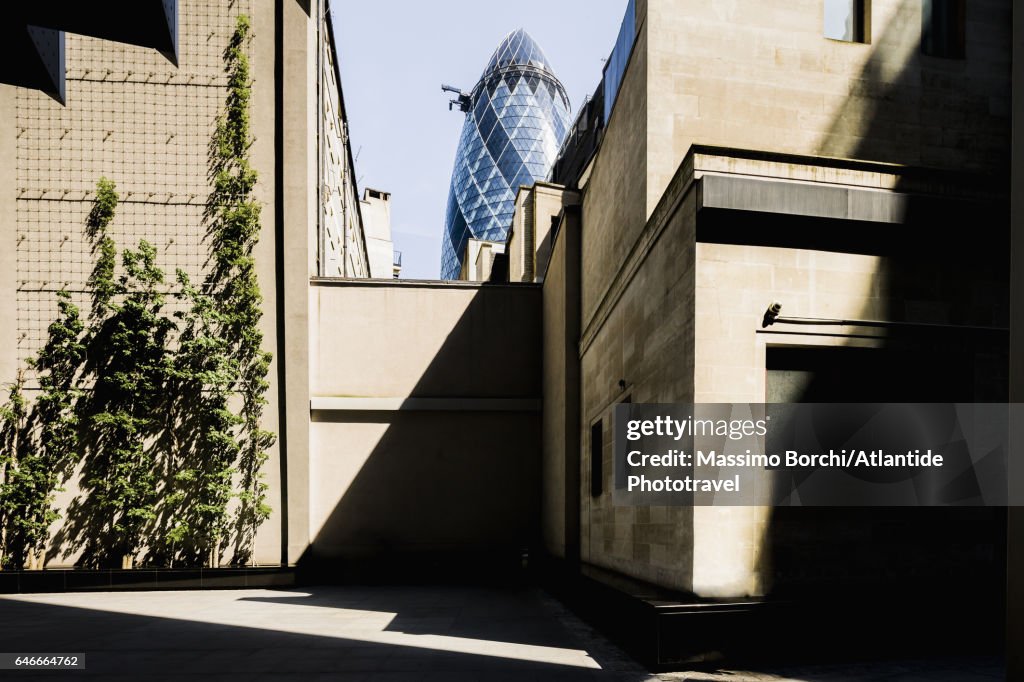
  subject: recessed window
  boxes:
[590,420,603,498]
[824,0,869,43]
[922,0,965,58]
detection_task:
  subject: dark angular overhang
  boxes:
[1,0,178,104]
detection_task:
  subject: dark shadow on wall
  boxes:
[754,0,1010,659]
[297,284,544,584]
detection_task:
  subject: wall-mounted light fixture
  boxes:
[760,301,1007,334]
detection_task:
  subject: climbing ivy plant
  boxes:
[0,177,119,569]
[87,177,119,313]
[157,270,241,566]
[23,293,86,567]
[0,15,274,570]
[0,374,30,569]
[79,240,174,568]
[0,293,86,570]
[205,14,275,564]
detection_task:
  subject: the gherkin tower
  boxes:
[440,29,571,279]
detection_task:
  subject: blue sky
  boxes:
[332,0,629,279]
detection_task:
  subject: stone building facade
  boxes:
[528,0,1011,661]
[0,0,379,568]
[1,1,1015,665]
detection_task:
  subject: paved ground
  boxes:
[0,586,1004,681]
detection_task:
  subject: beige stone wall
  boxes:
[0,0,363,568]
[311,281,540,401]
[689,153,1006,596]
[580,21,649,324]
[3,0,290,567]
[0,85,17,388]
[692,238,1006,597]
[646,0,1011,217]
[308,409,540,561]
[542,231,569,556]
[531,184,569,283]
[459,239,502,282]
[361,190,396,279]
[689,149,1008,404]
[509,183,573,283]
[250,0,284,568]
[572,0,1010,595]
[578,191,698,591]
[12,2,254,365]
[584,0,1010,340]
[575,140,1007,594]
[307,280,542,561]
[280,0,318,566]
[508,190,531,283]
[540,211,582,559]
[473,242,497,281]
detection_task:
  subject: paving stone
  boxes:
[0,586,1002,681]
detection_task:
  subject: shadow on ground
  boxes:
[0,585,651,681]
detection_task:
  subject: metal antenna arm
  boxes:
[441,84,472,113]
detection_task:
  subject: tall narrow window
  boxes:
[590,420,603,498]
[824,0,869,43]
[922,0,965,58]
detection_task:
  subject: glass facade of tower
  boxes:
[441,29,571,279]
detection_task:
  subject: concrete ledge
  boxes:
[310,277,541,290]
[310,396,542,412]
[0,566,296,594]
[688,144,1004,195]
[697,174,978,225]
[580,145,1006,356]
[540,558,1003,670]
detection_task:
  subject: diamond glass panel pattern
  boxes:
[441,29,570,279]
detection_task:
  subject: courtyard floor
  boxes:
[0,586,1004,681]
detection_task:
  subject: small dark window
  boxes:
[922,0,965,59]
[824,0,870,43]
[590,420,603,498]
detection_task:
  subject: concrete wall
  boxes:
[279,0,319,566]
[0,0,288,567]
[509,183,572,283]
[540,211,582,560]
[0,0,366,568]
[647,0,1011,216]
[575,143,1006,597]
[251,0,283,568]
[581,0,1011,377]
[508,189,533,283]
[473,242,497,281]
[361,189,396,279]
[685,151,1008,598]
[580,17,649,324]
[530,185,569,284]
[694,239,1005,597]
[577,160,699,590]
[0,84,16,389]
[6,0,260,381]
[459,239,502,282]
[572,0,1011,597]
[306,280,542,564]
